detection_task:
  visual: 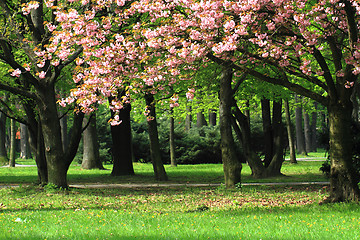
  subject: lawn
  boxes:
[1,156,357,240]
[0,158,328,185]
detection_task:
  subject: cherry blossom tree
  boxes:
[127,0,360,202]
[0,0,84,187]
[52,0,360,201]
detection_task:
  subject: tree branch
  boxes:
[207,53,328,105]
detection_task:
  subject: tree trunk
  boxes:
[169,108,177,167]
[261,98,273,167]
[22,101,48,185]
[196,111,207,128]
[295,95,307,155]
[219,66,241,188]
[9,119,16,167]
[327,102,360,202]
[231,101,264,178]
[60,114,69,153]
[311,103,318,152]
[265,100,284,176]
[144,92,168,181]
[34,122,48,185]
[0,112,8,165]
[303,109,312,153]
[82,114,104,170]
[244,100,250,127]
[208,109,217,126]
[185,106,192,131]
[20,123,32,159]
[284,99,297,164]
[36,83,68,188]
[110,101,135,176]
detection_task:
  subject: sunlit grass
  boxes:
[0,159,327,185]
[0,185,358,239]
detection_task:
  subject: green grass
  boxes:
[0,159,328,185]
[1,155,357,240]
[0,185,359,239]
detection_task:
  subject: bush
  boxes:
[131,118,226,164]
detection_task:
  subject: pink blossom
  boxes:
[38,71,46,79]
[10,69,21,77]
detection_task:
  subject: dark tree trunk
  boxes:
[60,114,69,153]
[169,108,176,167]
[34,122,48,185]
[351,83,360,122]
[219,66,241,188]
[23,101,48,185]
[20,123,32,159]
[110,101,134,176]
[284,100,297,163]
[311,103,318,152]
[0,112,8,165]
[327,102,360,202]
[82,114,104,170]
[231,100,264,178]
[196,111,207,128]
[185,106,192,131]
[264,100,284,176]
[9,119,16,167]
[144,92,168,181]
[261,98,273,167]
[303,109,312,153]
[208,109,217,126]
[295,95,307,155]
[36,82,84,188]
[37,89,68,187]
[244,100,250,127]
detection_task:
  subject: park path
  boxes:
[0,181,330,189]
[69,181,329,189]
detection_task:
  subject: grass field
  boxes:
[1,155,359,240]
[0,159,328,185]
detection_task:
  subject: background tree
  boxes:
[9,118,16,167]
[82,114,104,170]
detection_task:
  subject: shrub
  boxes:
[131,118,226,164]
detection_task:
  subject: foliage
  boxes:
[131,118,224,164]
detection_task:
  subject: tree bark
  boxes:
[0,112,8,165]
[34,122,48,185]
[36,82,70,188]
[144,92,168,181]
[295,95,307,155]
[311,103,318,152]
[110,101,134,176]
[261,98,273,167]
[327,102,360,202]
[265,100,284,176]
[20,123,32,159]
[284,99,297,164]
[82,114,104,170]
[9,119,16,167]
[303,109,312,153]
[219,65,242,188]
[196,111,207,128]
[60,114,69,153]
[185,106,192,131]
[169,107,177,167]
[231,101,264,178]
[208,109,217,126]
